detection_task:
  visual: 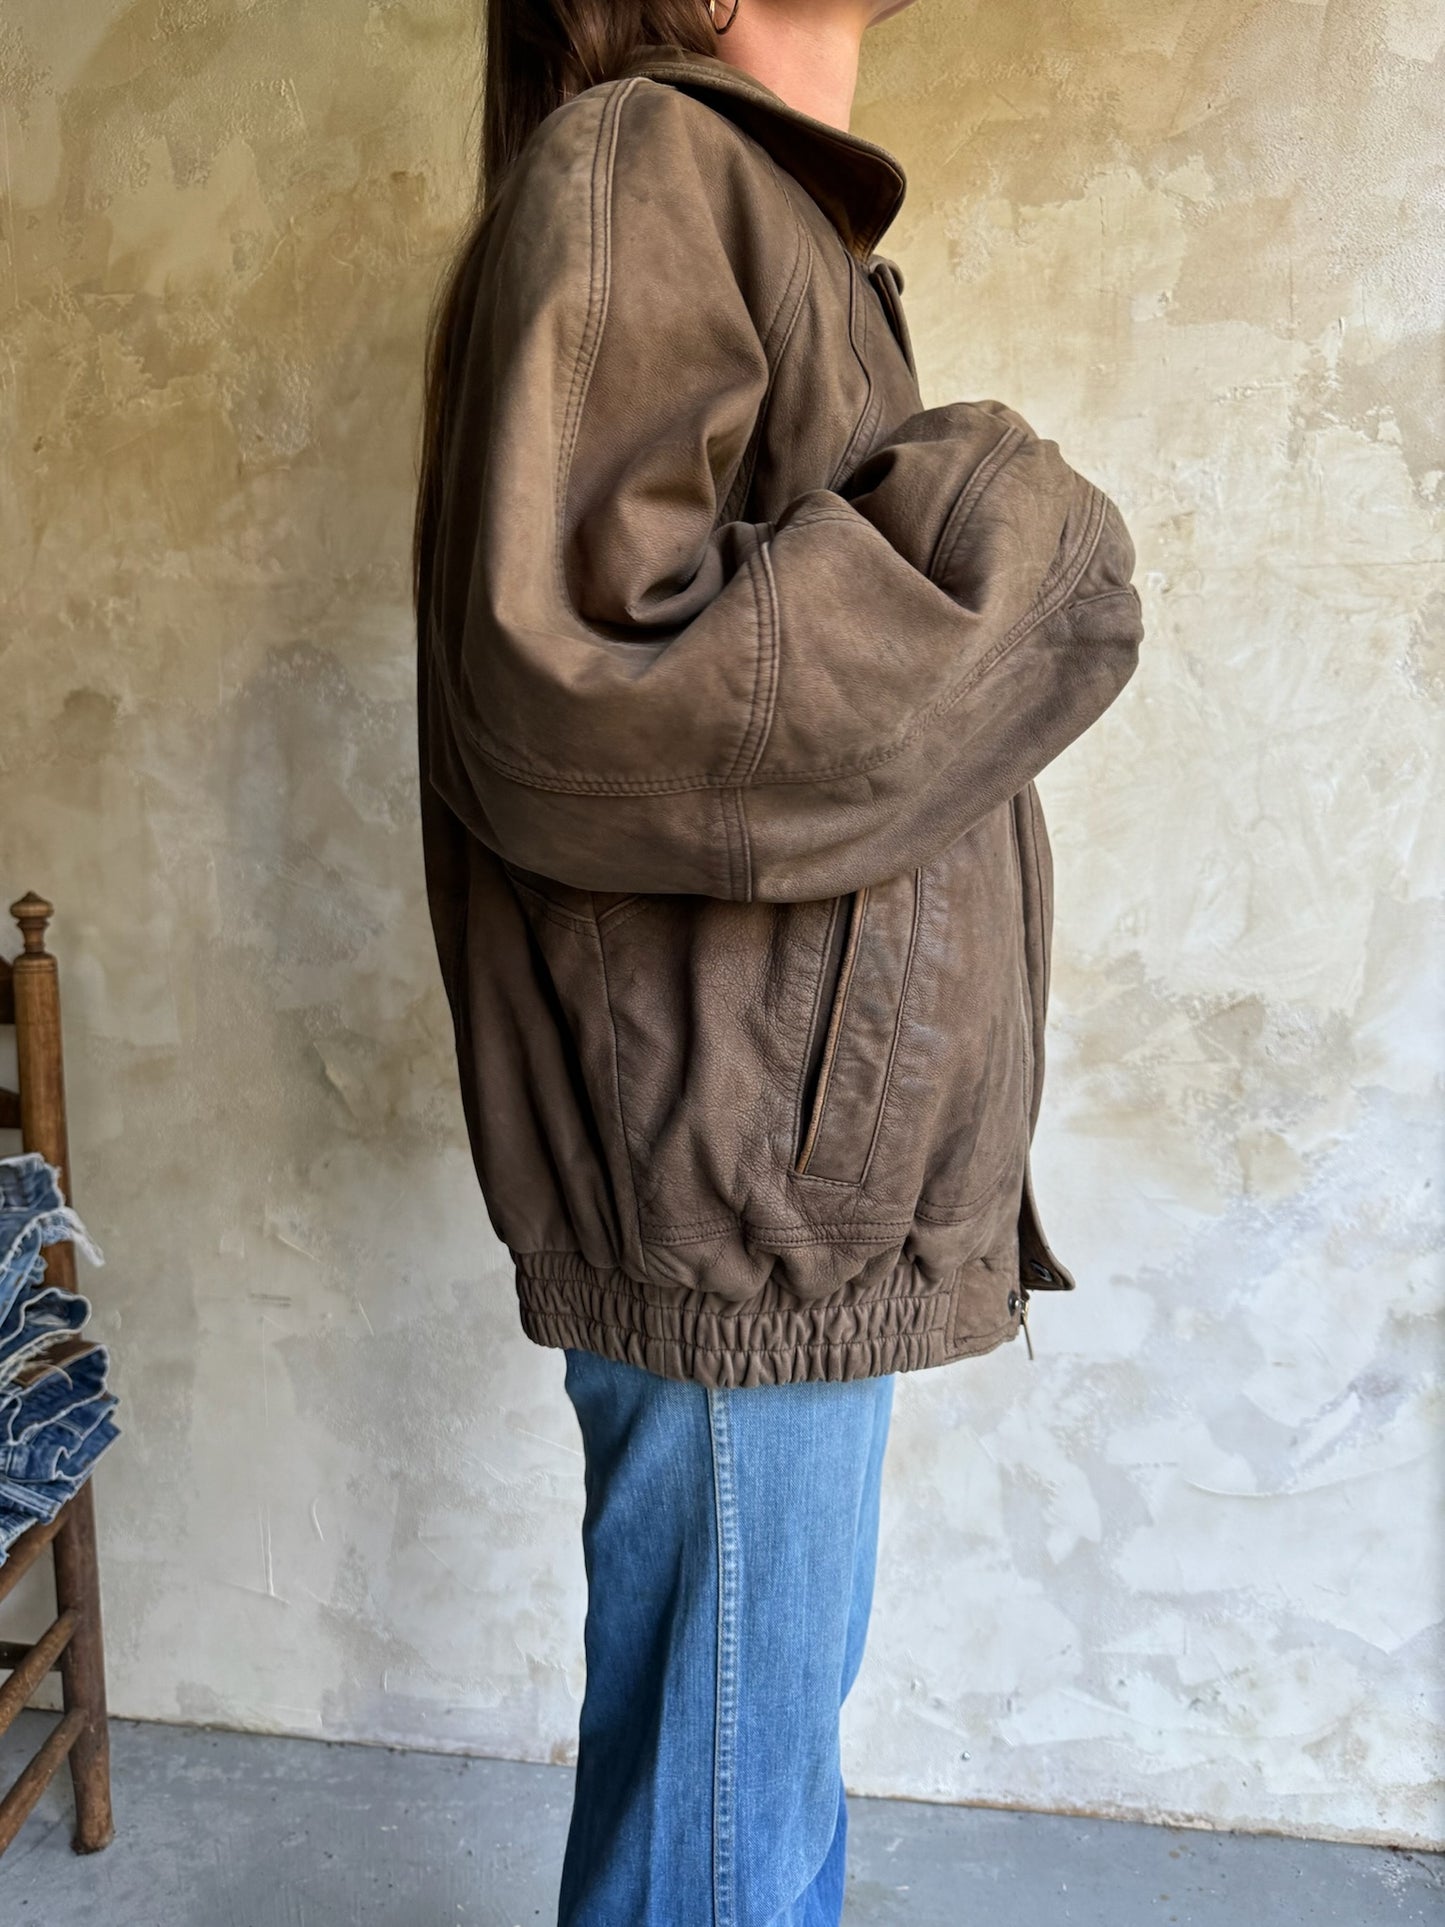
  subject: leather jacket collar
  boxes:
[618,43,907,259]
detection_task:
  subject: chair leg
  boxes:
[51,1482,114,1852]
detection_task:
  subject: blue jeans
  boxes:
[558,1347,896,1927]
[0,1153,116,1562]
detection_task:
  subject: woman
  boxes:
[413,0,1144,1919]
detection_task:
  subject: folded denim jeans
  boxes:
[0,1408,119,1510]
[0,1152,117,1563]
[1,1343,115,1457]
[0,1157,102,1269]
[0,1279,92,1376]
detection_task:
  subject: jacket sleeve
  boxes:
[422,77,1144,902]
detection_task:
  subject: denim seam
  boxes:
[708,1387,740,1927]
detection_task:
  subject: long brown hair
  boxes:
[412,0,717,615]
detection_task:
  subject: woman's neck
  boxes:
[712,1,871,133]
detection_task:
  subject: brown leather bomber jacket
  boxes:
[416,44,1145,1387]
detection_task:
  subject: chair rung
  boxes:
[0,1640,57,1672]
[0,1704,86,1856]
[0,1608,80,1734]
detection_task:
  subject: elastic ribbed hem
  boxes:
[512,1251,1020,1388]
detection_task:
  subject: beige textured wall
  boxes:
[1,0,1440,1847]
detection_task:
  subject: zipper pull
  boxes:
[1019,1289,1035,1361]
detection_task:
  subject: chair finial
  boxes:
[9,893,54,955]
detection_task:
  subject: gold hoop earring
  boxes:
[708,0,742,33]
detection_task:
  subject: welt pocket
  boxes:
[792,871,921,1185]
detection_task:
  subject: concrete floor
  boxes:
[0,1711,1439,1924]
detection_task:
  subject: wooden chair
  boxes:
[0,892,114,1856]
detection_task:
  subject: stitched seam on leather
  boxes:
[1024,779,1050,1020]
[790,898,843,1168]
[918,1140,1027,1220]
[879,260,917,380]
[717,775,740,897]
[733,542,780,813]
[517,1317,965,1361]
[517,1252,951,1297]
[446,481,1115,794]
[638,1208,915,1237]
[1053,481,1110,602]
[1071,585,1140,610]
[916,1171,1023,1219]
[552,79,636,605]
[757,176,809,350]
[594,916,651,1280]
[780,499,870,534]
[749,483,1108,760]
[727,539,773,783]
[927,423,1025,582]
[522,1291,960,1324]
[723,540,759,827]
[507,870,642,935]
[645,1219,917,1245]
[727,788,751,900]
[503,874,595,935]
[1026,478,1107,610]
[719,162,809,815]
[857,866,924,1190]
[762,476,1110,746]
[594,896,649,932]
[751,147,816,367]
[947,1310,1019,1354]
[826,256,881,493]
[720,180,810,525]
[1012,796,1037,1151]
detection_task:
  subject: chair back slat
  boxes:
[0,953,16,1127]
[0,885,115,1860]
[2,894,75,1293]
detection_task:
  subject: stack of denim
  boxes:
[0,1153,118,1563]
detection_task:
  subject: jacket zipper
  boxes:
[1010,807,1040,1361]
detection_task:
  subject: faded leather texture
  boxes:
[416,45,1145,1387]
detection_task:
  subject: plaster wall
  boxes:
[1,0,1440,1845]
